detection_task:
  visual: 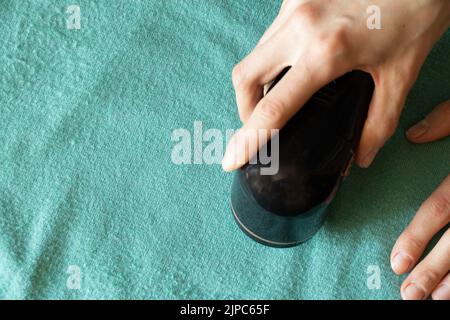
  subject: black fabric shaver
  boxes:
[230,68,374,247]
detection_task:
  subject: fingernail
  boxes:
[359,149,379,168]
[406,120,429,139]
[432,284,450,300]
[402,283,426,300]
[391,252,413,274]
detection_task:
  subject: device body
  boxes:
[230,69,374,247]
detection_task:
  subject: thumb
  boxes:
[406,100,450,144]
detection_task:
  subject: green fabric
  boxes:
[0,0,449,300]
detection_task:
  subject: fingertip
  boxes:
[391,251,413,275]
[221,147,236,172]
[222,133,248,172]
[354,151,367,168]
[221,160,236,172]
[355,158,369,169]
[406,100,450,143]
[221,163,232,172]
[356,118,382,169]
[405,120,430,143]
[355,148,379,168]
[401,282,426,300]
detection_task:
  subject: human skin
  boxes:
[222,0,450,299]
[395,101,450,300]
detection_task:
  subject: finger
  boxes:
[401,228,450,300]
[406,100,450,143]
[391,175,450,275]
[232,30,296,123]
[356,73,407,168]
[432,272,450,300]
[224,53,349,171]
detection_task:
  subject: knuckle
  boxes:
[256,99,285,125]
[427,193,450,222]
[288,3,321,29]
[295,3,319,20]
[418,268,441,288]
[401,229,425,252]
[315,27,350,61]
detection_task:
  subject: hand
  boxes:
[391,100,450,300]
[222,0,450,171]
